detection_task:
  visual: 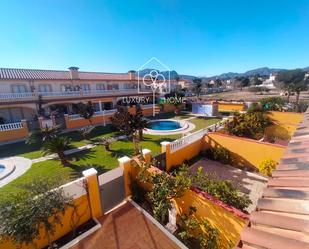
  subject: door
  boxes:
[98,167,125,213]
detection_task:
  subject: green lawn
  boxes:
[0,113,220,197]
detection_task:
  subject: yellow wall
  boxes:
[167,139,202,171]
[218,102,245,112]
[175,189,247,248]
[203,133,286,170]
[265,111,304,139]
[124,160,247,248]
[0,195,91,249]
[0,121,29,143]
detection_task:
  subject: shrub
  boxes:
[204,147,231,164]
[224,112,272,139]
[177,206,220,249]
[193,168,252,211]
[259,97,286,111]
[258,159,277,176]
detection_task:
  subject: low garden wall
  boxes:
[0,120,29,144]
[175,188,248,248]
[203,133,286,170]
[64,113,114,130]
[120,152,248,249]
[0,169,102,249]
[265,111,304,139]
[218,102,245,112]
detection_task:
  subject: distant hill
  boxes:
[137,66,309,82]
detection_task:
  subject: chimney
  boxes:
[68,67,79,80]
[128,70,136,80]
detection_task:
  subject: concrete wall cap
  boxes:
[82,168,98,177]
[160,141,171,146]
[142,148,151,154]
[118,156,131,164]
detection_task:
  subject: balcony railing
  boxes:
[0,122,23,131]
[0,89,139,102]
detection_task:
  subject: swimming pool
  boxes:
[149,120,181,131]
[0,165,5,173]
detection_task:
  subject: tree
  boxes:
[137,164,192,224]
[42,136,73,166]
[164,91,184,114]
[93,136,115,151]
[293,80,308,107]
[224,112,272,140]
[192,78,203,98]
[251,75,263,86]
[78,126,94,141]
[0,177,73,249]
[214,78,222,88]
[259,97,286,111]
[276,69,306,102]
[74,101,95,125]
[235,76,250,91]
[26,125,62,145]
[111,106,149,154]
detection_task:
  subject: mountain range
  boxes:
[138,66,309,81]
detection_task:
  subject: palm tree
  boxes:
[276,69,306,103]
[192,78,203,99]
[293,80,308,106]
[26,125,62,145]
[42,136,73,166]
[93,136,115,151]
[78,125,94,141]
[134,106,150,140]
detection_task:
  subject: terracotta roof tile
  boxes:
[238,108,309,249]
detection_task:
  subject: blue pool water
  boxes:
[149,120,181,131]
[0,165,4,173]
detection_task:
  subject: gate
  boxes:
[152,152,166,171]
[98,167,125,213]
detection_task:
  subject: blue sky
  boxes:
[0,0,308,76]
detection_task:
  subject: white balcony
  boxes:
[0,89,139,102]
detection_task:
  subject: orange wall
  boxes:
[0,122,29,143]
[203,133,286,170]
[218,102,245,112]
[175,189,247,248]
[0,195,91,249]
[65,114,113,129]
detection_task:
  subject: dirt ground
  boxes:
[197,89,309,102]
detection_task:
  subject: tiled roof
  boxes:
[0,68,133,80]
[236,109,309,249]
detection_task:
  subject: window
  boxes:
[38,84,52,92]
[107,83,119,90]
[96,83,106,91]
[60,84,72,92]
[12,84,27,93]
[123,83,136,89]
[80,84,90,91]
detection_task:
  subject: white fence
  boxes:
[0,122,23,131]
[170,119,227,153]
[0,89,139,101]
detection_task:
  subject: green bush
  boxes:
[224,112,272,139]
[258,159,277,176]
[193,168,252,212]
[259,97,286,111]
[204,147,231,164]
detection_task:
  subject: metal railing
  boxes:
[170,119,226,153]
[0,89,139,101]
[0,122,23,131]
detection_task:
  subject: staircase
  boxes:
[236,111,309,249]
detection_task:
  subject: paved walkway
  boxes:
[190,158,268,213]
[71,202,180,249]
